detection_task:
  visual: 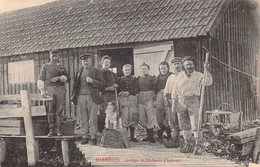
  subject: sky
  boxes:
[0,0,58,13]
[0,0,260,14]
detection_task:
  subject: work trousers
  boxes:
[156,90,169,128]
[138,91,158,129]
[46,86,65,131]
[175,96,200,142]
[77,95,98,138]
[119,95,138,128]
[175,97,200,131]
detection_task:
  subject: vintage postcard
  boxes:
[0,0,259,166]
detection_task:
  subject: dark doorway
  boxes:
[100,48,134,77]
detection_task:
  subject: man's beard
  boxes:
[185,67,194,74]
[174,67,182,73]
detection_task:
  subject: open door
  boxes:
[133,41,174,76]
[100,48,134,77]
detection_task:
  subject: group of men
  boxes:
[38,49,212,151]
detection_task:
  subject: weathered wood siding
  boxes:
[207,0,259,121]
[173,0,259,121]
[0,47,98,119]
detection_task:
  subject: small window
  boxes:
[8,60,35,84]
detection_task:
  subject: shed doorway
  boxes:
[100,48,134,77]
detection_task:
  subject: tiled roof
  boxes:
[0,0,224,57]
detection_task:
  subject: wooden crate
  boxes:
[0,118,25,135]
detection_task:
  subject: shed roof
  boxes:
[0,0,224,57]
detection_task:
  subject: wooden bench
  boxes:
[0,90,81,166]
[228,127,260,164]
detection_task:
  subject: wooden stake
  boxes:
[114,87,120,119]
[193,52,209,155]
[253,128,260,163]
[20,90,39,166]
[61,140,70,166]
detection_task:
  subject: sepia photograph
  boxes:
[0,0,259,166]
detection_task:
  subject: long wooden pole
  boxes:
[253,128,260,164]
[21,90,39,166]
[114,87,119,119]
[193,52,209,155]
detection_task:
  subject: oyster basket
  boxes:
[100,128,126,148]
[32,119,48,136]
[61,119,76,136]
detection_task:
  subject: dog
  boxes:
[105,101,122,129]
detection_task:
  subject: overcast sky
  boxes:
[0,0,58,13]
[1,0,260,14]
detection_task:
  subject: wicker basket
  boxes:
[32,119,48,136]
[61,119,76,136]
[163,138,180,148]
[100,128,126,148]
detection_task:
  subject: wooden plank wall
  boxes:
[206,0,259,121]
[0,47,98,119]
[173,0,258,122]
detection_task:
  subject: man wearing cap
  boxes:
[162,57,183,145]
[38,50,70,137]
[172,56,212,153]
[71,54,105,145]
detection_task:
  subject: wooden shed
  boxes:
[0,0,259,121]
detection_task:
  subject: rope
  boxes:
[202,47,259,80]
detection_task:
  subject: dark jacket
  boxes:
[154,72,173,94]
[71,67,105,105]
[100,69,117,103]
[117,75,138,95]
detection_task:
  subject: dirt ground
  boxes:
[2,120,260,167]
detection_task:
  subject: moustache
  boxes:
[186,67,194,71]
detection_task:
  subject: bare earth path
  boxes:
[76,141,243,167]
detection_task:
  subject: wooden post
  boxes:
[20,90,39,166]
[0,139,7,167]
[61,140,70,166]
[193,52,209,155]
[253,128,260,164]
[239,111,243,131]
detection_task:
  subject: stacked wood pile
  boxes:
[227,127,260,164]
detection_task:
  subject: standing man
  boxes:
[38,49,70,137]
[163,57,183,144]
[71,54,105,145]
[172,56,212,153]
[118,64,139,142]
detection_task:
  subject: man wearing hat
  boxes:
[38,49,70,137]
[171,56,212,153]
[71,54,105,145]
[162,57,183,146]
